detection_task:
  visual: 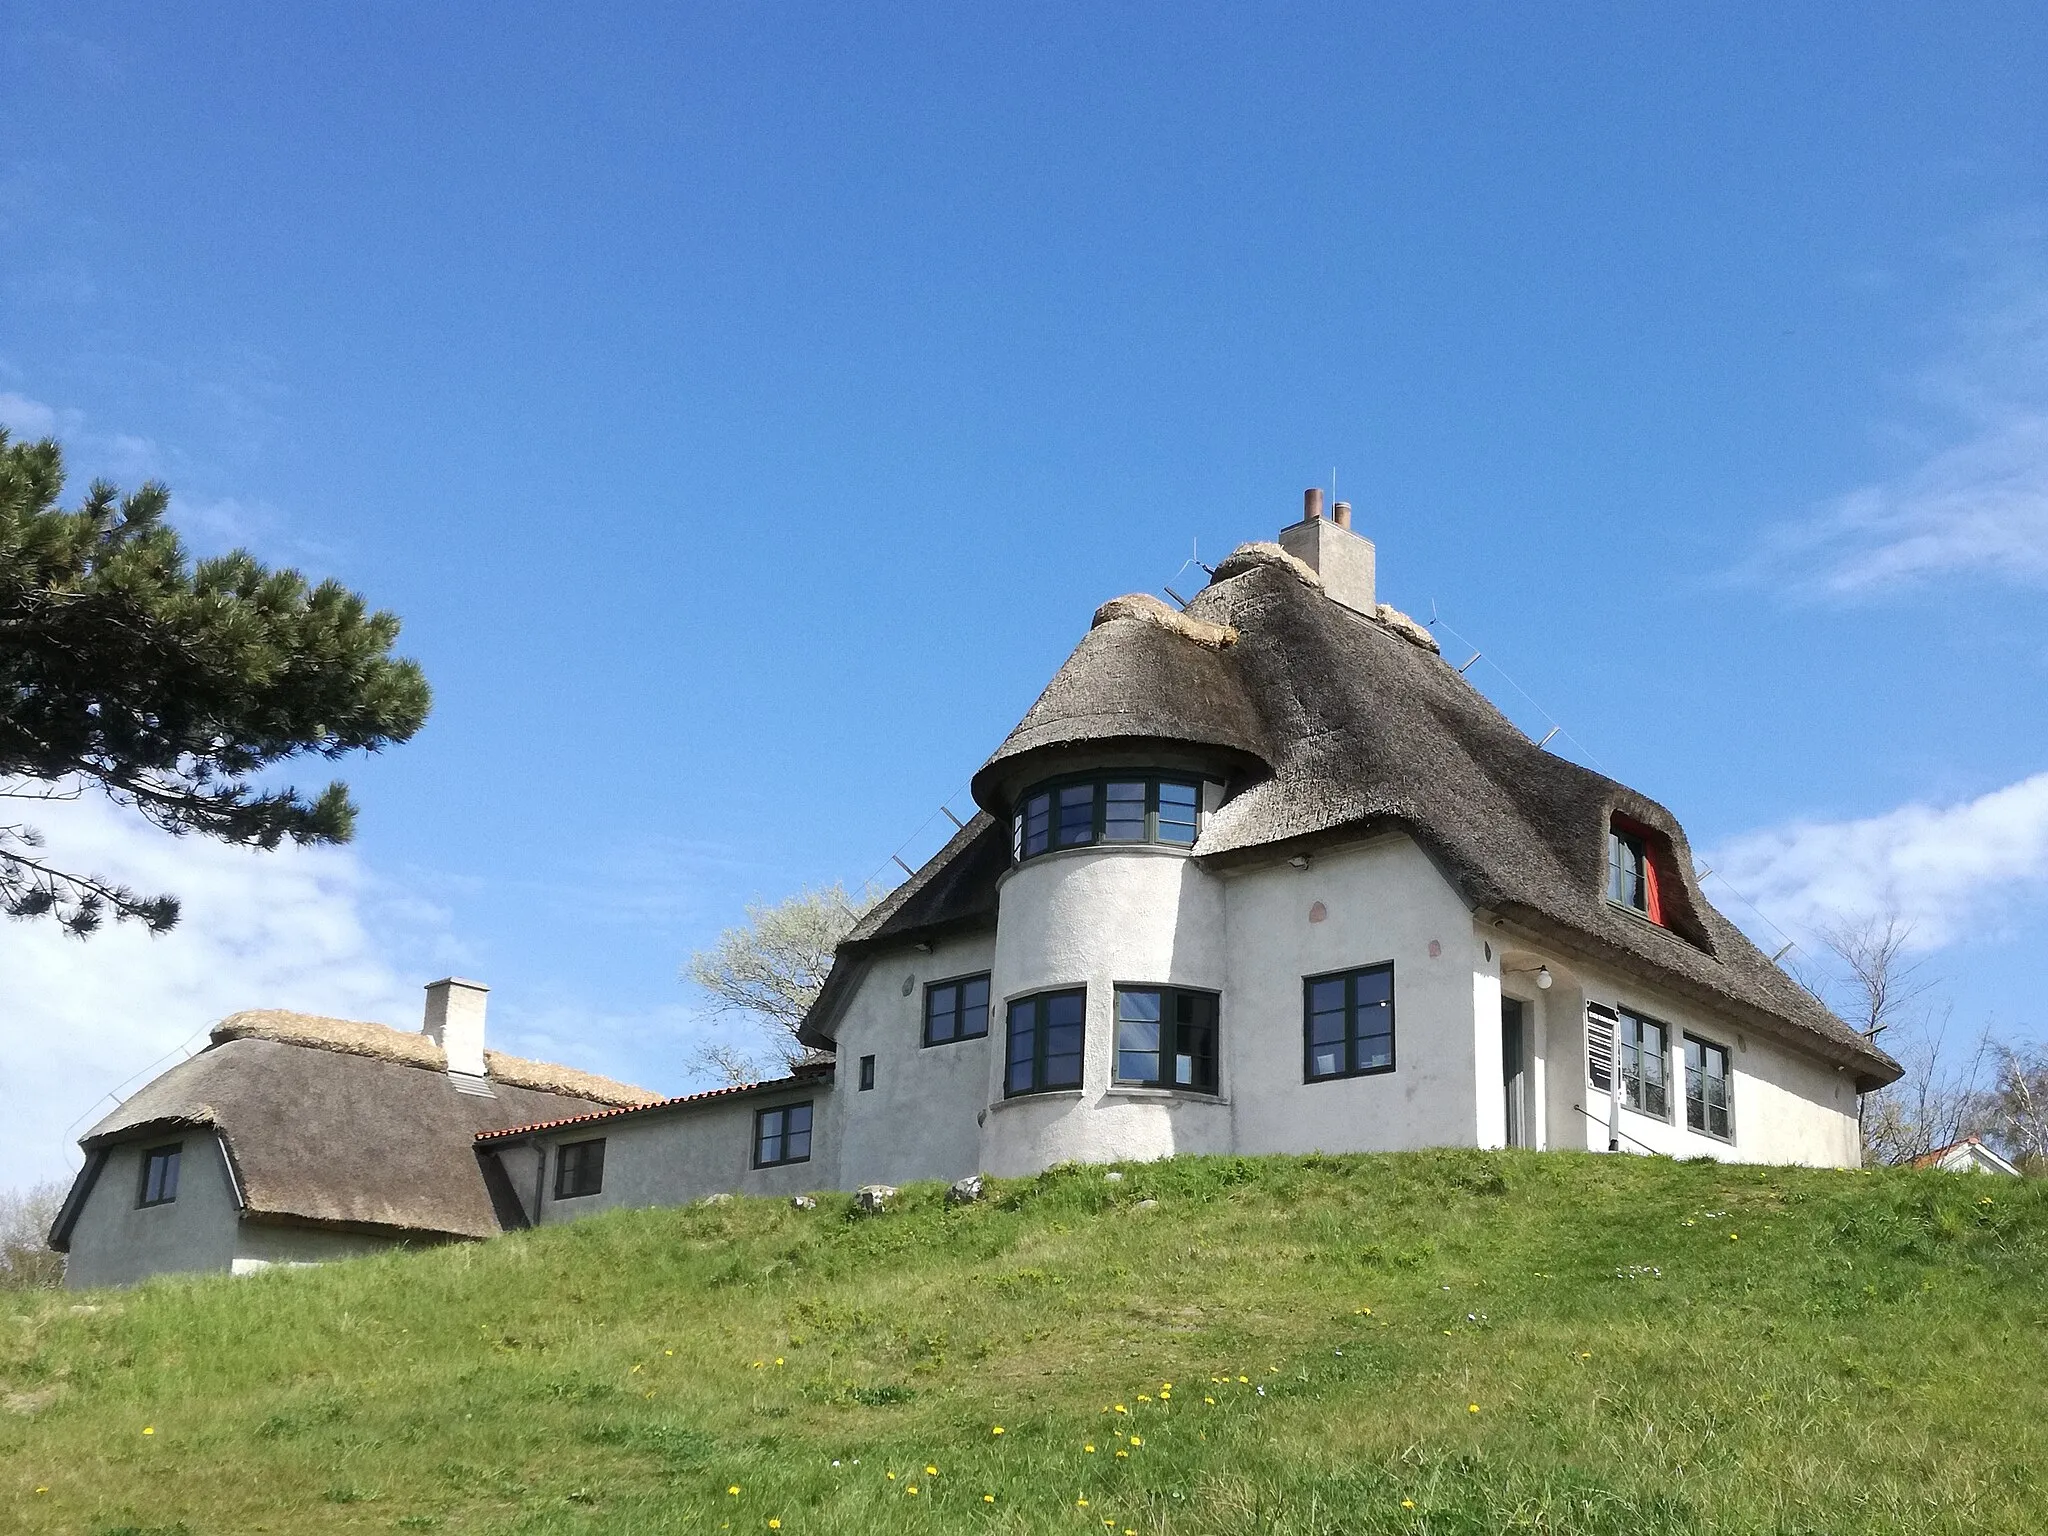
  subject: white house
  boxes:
[474,493,1902,1227]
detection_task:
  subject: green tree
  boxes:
[0,431,431,934]
[685,882,879,1081]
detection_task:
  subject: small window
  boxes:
[924,973,991,1045]
[1617,1008,1671,1119]
[554,1138,606,1199]
[858,1054,876,1091]
[1684,1036,1734,1141]
[754,1102,813,1168]
[138,1144,181,1207]
[1010,774,1204,862]
[1114,986,1219,1092]
[1303,965,1396,1081]
[1005,988,1086,1096]
[1607,819,1665,924]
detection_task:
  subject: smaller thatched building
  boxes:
[49,980,656,1289]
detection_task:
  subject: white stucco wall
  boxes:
[64,1135,242,1290]
[980,845,1232,1176]
[232,1221,419,1274]
[1533,952,1861,1168]
[833,931,997,1187]
[1222,835,1492,1157]
[525,1084,835,1222]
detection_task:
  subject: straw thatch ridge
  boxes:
[799,543,1900,1090]
[209,1010,658,1107]
[1090,592,1239,650]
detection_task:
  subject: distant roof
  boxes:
[53,1015,658,1247]
[474,1062,835,1146]
[1910,1136,2022,1176]
[798,543,1902,1092]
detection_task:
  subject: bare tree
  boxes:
[684,882,880,1082]
[1984,1045,2048,1173]
[1813,911,1997,1166]
[0,1180,67,1290]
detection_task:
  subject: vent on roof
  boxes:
[448,1071,497,1098]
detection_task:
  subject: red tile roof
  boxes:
[473,1062,832,1145]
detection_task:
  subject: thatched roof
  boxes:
[801,544,1901,1091]
[476,1062,837,1146]
[55,1018,657,1246]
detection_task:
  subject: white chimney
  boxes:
[1279,487,1377,615]
[422,978,489,1078]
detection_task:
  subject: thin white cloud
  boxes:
[0,389,76,438]
[0,793,443,1186]
[1708,771,2048,951]
[1772,231,2048,595]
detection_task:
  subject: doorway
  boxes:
[1501,998,1528,1148]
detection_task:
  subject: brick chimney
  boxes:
[422,978,489,1079]
[1278,487,1376,615]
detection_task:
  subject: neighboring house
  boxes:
[49,979,656,1288]
[1911,1137,2022,1176]
[480,494,1904,1223]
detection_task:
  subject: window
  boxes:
[1114,987,1219,1092]
[1617,1008,1670,1119]
[1303,965,1396,1081]
[858,1054,876,1091]
[754,1102,813,1167]
[554,1138,605,1199]
[138,1144,181,1207]
[1607,819,1665,924]
[1005,988,1086,1096]
[1011,774,1203,861]
[1685,1036,1734,1141]
[924,973,991,1045]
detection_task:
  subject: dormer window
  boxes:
[1011,774,1202,862]
[1606,819,1665,925]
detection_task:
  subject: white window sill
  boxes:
[1101,1086,1230,1107]
[985,1089,1085,1114]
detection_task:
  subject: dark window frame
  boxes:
[137,1142,182,1208]
[1010,772,1203,862]
[1616,1007,1672,1121]
[858,1054,876,1091]
[1112,984,1221,1094]
[1683,1033,1735,1142]
[1302,963,1397,1082]
[753,1101,814,1168]
[922,972,992,1047]
[1607,826,1648,911]
[1004,986,1088,1097]
[554,1138,606,1199]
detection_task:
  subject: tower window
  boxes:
[1010,774,1204,862]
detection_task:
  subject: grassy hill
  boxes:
[4,1151,2045,1535]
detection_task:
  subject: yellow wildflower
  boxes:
[991,1425,1004,1435]
[1468,1403,1480,1414]
[907,1486,919,1496]
[768,1523,781,1531]
[984,1494,996,1503]
[1237,1375,1248,1383]
[1159,1390,1171,1400]
[1084,1444,1096,1453]
[1204,1396,1215,1405]
[1114,1403,1128,1414]
[729,1486,741,1496]
[1137,1393,1151,1402]
[775,1358,785,1367]
[886,1471,896,1480]
[1077,1497,1090,1507]
[142,1427,154,1436]
[665,1349,674,1356]
[1129,1436,1142,1447]
[1161,1382,1172,1390]
[1402,1498,1416,1509]
[925,1465,938,1476]
[35,1487,48,1495]
[1116,1449,1128,1458]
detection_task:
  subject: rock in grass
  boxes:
[1103,1170,1124,1183]
[1135,1198,1159,1210]
[947,1174,986,1205]
[790,1194,817,1211]
[855,1184,898,1213]
[697,1192,734,1207]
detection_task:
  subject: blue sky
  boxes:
[4,4,2046,1181]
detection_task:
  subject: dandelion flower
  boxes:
[1129,1436,1142,1447]
[665,1349,674,1356]
[142,1427,154,1436]
[1114,1404,1128,1414]
[991,1425,1004,1436]
[1115,1450,1128,1459]
[887,1471,897,1480]
[926,1465,938,1476]
[1137,1394,1151,1402]
[1077,1497,1089,1507]
[775,1358,785,1367]
[984,1494,996,1503]
[1402,1498,1416,1509]
[1159,1390,1171,1400]
[729,1486,742,1496]
[768,1522,781,1531]
[1468,1403,1480,1414]
[1237,1375,1248,1383]
[1084,1444,1096,1453]
[1204,1396,1215,1405]
[907,1486,919,1496]
[1161,1382,1172,1390]
[1729,1232,1739,1241]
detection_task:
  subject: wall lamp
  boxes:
[1506,964,1554,990]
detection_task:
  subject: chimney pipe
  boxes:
[1302,487,1324,523]
[1333,500,1352,529]
[422,977,489,1078]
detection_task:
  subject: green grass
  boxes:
[4,1151,2046,1534]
